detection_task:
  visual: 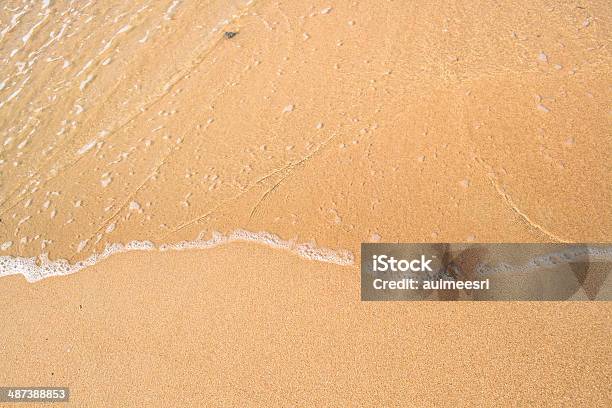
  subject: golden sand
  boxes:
[0,0,610,405]
[1,243,611,406]
[1,0,610,262]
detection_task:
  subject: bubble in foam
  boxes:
[537,52,548,62]
[100,176,112,187]
[76,239,88,253]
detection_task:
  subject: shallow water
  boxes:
[1,0,610,280]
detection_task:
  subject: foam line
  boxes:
[475,245,612,276]
[0,230,354,283]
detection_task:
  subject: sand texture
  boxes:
[0,0,610,406]
[1,243,612,407]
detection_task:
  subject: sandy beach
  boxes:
[2,243,611,406]
[0,0,610,405]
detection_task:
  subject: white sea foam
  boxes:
[77,139,97,154]
[0,230,354,283]
[164,0,182,20]
[79,74,94,91]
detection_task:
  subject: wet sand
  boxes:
[1,0,610,266]
[1,0,611,405]
[1,242,611,406]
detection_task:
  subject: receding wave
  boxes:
[477,245,612,276]
[0,229,354,283]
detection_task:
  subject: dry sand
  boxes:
[1,243,611,407]
[0,0,611,406]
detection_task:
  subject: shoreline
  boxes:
[0,229,354,282]
[1,241,610,406]
[0,0,610,405]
